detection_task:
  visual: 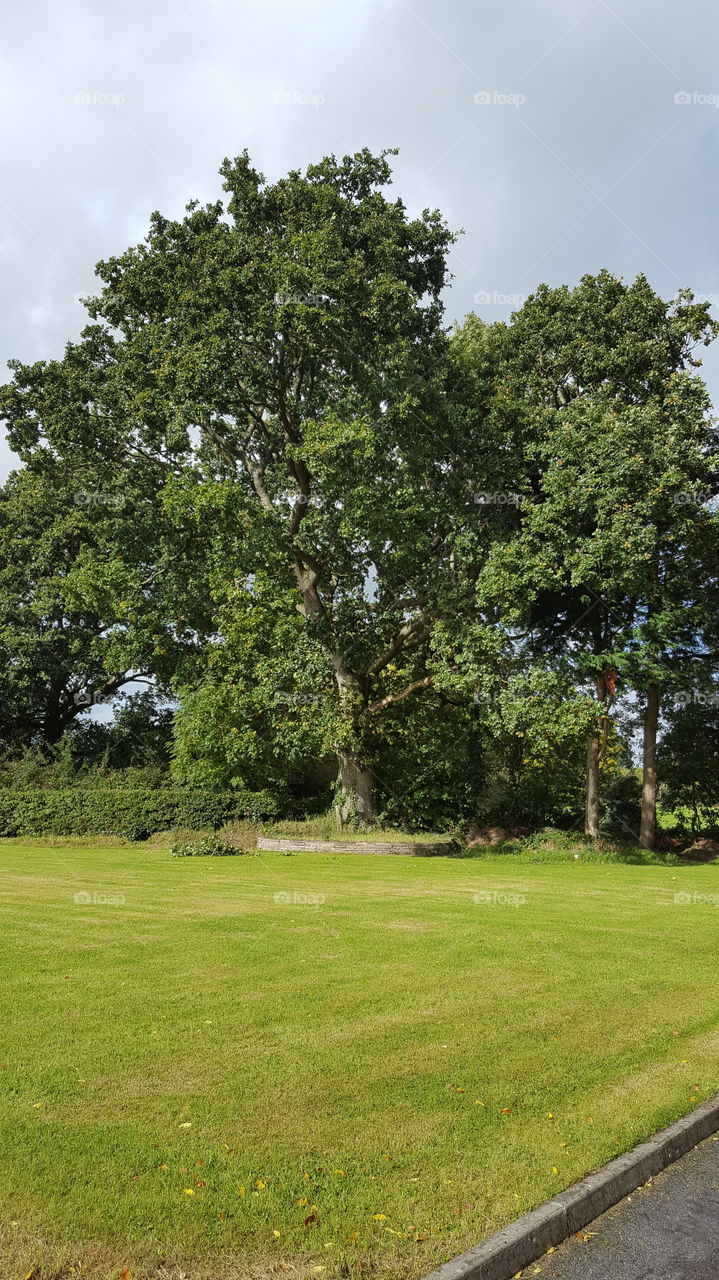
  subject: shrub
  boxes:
[170,835,249,857]
[0,786,284,838]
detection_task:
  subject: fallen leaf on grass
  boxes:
[372,1213,388,1220]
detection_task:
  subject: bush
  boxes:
[170,835,249,857]
[0,786,284,838]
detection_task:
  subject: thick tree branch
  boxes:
[367,613,432,676]
[367,674,433,714]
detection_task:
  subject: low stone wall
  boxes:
[257,836,458,857]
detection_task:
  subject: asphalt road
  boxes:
[537,1134,719,1280]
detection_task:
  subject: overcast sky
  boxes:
[2,0,719,480]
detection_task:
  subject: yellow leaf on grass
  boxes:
[347,1232,360,1242]
[256,1179,266,1189]
[551,1167,559,1176]
[333,1169,346,1176]
[237,1186,246,1196]
[184,1188,195,1195]
[372,1213,388,1220]
[273,1229,281,1237]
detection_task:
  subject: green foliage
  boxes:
[170,835,249,857]
[659,694,719,837]
[460,827,679,865]
[2,144,719,842]
[0,786,282,838]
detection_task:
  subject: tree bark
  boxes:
[336,749,377,827]
[584,673,605,838]
[639,683,660,849]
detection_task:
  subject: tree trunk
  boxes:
[332,661,375,828]
[336,749,376,827]
[584,674,605,838]
[639,684,660,850]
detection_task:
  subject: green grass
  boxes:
[1,842,718,1280]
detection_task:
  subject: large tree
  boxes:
[1,148,489,823]
[463,272,719,840]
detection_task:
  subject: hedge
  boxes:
[0,786,283,839]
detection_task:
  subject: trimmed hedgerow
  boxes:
[0,787,282,839]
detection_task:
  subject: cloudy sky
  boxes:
[2,0,719,480]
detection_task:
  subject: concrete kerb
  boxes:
[421,1093,719,1280]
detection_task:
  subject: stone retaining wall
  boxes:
[257,836,458,856]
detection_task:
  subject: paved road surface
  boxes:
[537,1134,719,1279]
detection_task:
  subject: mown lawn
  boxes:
[1,841,718,1280]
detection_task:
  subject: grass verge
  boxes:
[1,842,718,1279]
